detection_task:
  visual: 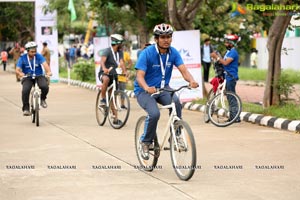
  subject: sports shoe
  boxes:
[99,99,106,106]
[41,100,47,108]
[113,119,122,125]
[23,110,31,116]
[121,105,127,109]
[140,142,150,160]
[175,127,182,136]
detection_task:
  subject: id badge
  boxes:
[160,79,165,88]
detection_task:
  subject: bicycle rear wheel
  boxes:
[95,89,107,126]
[108,90,130,129]
[170,120,197,181]
[208,91,242,127]
[204,89,215,123]
[134,116,160,172]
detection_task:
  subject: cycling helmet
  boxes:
[224,34,239,46]
[153,23,173,37]
[25,41,38,50]
[111,34,124,45]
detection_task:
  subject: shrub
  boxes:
[73,58,95,82]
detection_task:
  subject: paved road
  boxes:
[1,71,300,200]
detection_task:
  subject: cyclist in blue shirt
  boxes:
[210,34,241,122]
[134,23,198,160]
[16,41,52,116]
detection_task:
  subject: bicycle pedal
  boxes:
[163,147,170,150]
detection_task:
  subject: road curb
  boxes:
[59,78,300,133]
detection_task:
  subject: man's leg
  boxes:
[3,61,6,71]
[226,80,240,121]
[22,78,33,111]
[14,61,20,81]
[37,76,49,101]
[203,62,211,82]
[136,92,160,144]
[100,75,110,100]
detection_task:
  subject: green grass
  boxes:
[209,67,300,84]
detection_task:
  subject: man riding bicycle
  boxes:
[98,34,127,124]
[210,34,241,122]
[99,34,127,103]
[16,41,52,116]
[134,23,198,160]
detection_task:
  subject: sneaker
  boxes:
[23,110,31,116]
[175,127,182,136]
[140,142,150,160]
[113,119,122,125]
[121,105,127,109]
[41,100,47,108]
[99,99,106,106]
[235,119,241,123]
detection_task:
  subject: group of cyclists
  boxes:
[16,23,240,162]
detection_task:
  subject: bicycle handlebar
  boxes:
[151,85,191,96]
[21,73,50,81]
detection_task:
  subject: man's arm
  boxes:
[210,51,233,66]
[177,64,199,88]
[15,67,24,78]
[42,61,52,76]
[100,56,111,74]
[136,70,156,94]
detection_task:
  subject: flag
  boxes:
[68,0,77,22]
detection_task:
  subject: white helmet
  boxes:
[25,41,38,50]
[153,23,173,37]
[111,34,124,45]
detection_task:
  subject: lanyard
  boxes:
[26,55,36,75]
[155,44,169,88]
[110,46,119,66]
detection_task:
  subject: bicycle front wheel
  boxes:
[95,89,107,126]
[208,91,242,127]
[108,90,130,129]
[170,120,197,181]
[30,95,35,124]
[35,96,39,127]
[134,116,160,172]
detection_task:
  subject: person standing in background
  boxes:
[1,49,8,71]
[69,45,77,67]
[250,48,258,68]
[9,43,22,81]
[201,38,214,82]
[41,42,51,66]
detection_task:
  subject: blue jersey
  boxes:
[134,45,184,94]
[223,48,239,81]
[16,53,46,76]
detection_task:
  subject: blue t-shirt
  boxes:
[223,48,239,81]
[16,53,46,76]
[134,45,184,94]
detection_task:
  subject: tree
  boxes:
[263,13,292,107]
[168,0,202,30]
[0,2,34,43]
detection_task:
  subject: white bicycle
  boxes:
[134,85,197,181]
[95,73,130,129]
[203,61,242,127]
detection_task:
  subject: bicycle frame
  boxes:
[158,102,181,151]
[153,86,189,152]
[104,76,120,111]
